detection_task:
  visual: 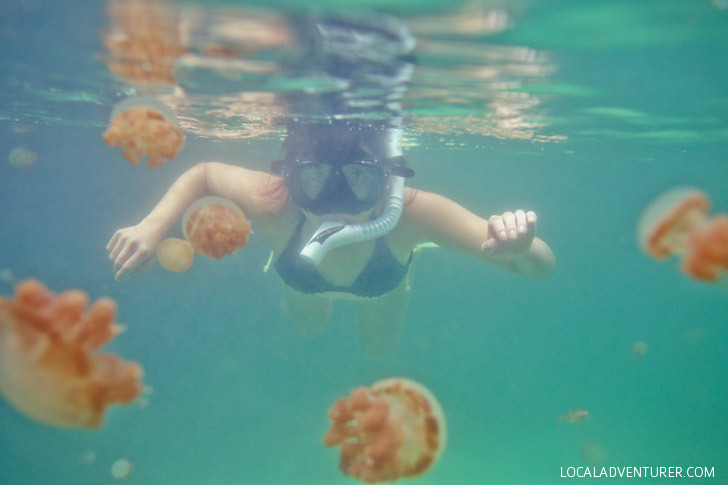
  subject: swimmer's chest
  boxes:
[307,233,375,287]
[262,212,406,288]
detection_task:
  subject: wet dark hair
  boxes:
[281,119,389,163]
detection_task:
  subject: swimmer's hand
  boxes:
[481,210,537,258]
[107,224,161,280]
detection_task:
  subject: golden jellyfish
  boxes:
[637,187,728,282]
[0,279,143,428]
[183,196,251,259]
[323,378,446,484]
[156,238,194,272]
[102,96,185,168]
[8,147,37,169]
[104,0,185,85]
[682,216,728,281]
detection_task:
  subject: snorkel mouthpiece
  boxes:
[300,175,406,265]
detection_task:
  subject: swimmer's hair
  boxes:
[281,119,398,162]
[263,165,418,209]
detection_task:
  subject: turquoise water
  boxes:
[1,0,727,484]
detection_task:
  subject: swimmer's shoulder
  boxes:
[204,162,288,219]
[392,188,470,252]
[387,187,434,253]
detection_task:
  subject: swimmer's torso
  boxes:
[211,169,418,296]
[271,210,412,297]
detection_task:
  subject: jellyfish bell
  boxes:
[8,147,37,169]
[324,377,446,483]
[182,196,252,259]
[636,187,710,260]
[109,95,179,124]
[182,196,245,240]
[102,96,185,168]
[111,458,133,480]
[156,238,194,272]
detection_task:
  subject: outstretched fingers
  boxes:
[107,231,125,260]
[115,249,154,281]
[112,239,137,276]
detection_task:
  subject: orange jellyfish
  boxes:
[102,96,185,168]
[104,0,185,85]
[323,378,446,483]
[183,197,251,259]
[681,216,728,281]
[156,237,194,272]
[0,280,143,428]
[637,187,728,282]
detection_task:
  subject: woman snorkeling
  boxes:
[107,117,554,358]
[106,13,555,359]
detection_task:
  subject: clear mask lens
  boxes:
[295,164,332,200]
[342,163,381,201]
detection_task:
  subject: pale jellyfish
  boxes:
[632,341,648,358]
[79,450,97,466]
[8,147,37,169]
[581,439,607,466]
[0,268,16,286]
[324,378,446,483]
[156,238,194,272]
[559,409,591,424]
[182,196,251,259]
[111,458,133,480]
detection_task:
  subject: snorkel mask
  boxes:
[272,155,413,216]
[271,128,414,265]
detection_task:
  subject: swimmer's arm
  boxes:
[400,189,555,278]
[108,162,280,280]
[142,162,280,233]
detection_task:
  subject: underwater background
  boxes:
[1,0,727,483]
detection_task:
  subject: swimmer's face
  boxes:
[281,142,390,216]
[274,124,413,215]
[286,159,389,215]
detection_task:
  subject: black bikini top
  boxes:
[274,216,411,297]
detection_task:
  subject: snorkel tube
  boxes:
[300,174,406,265]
